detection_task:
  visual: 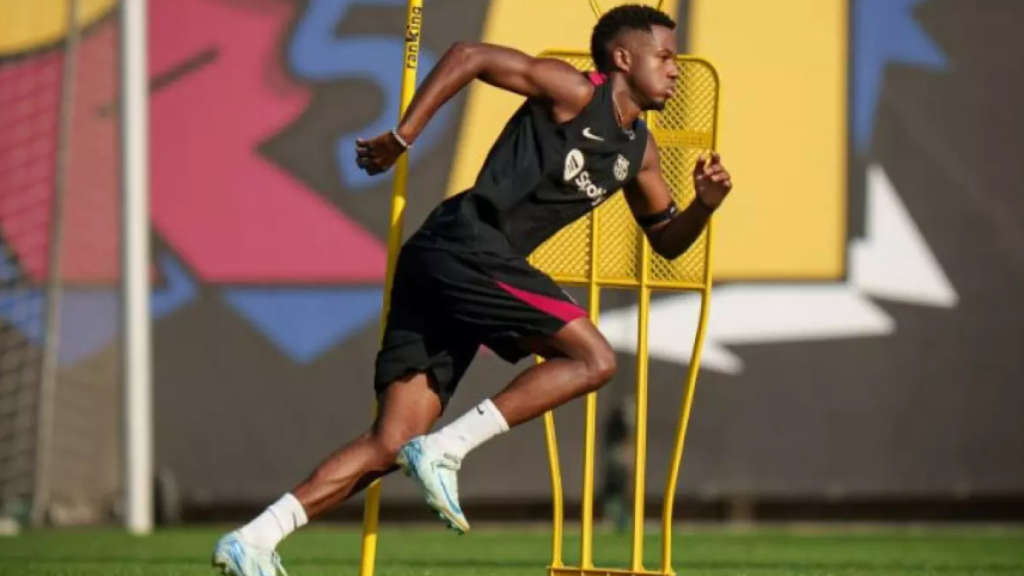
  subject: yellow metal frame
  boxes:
[358,3,720,576]
[533,48,720,576]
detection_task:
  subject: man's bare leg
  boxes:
[290,372,443,518]
[432,317,616,458]
[215,372,442,566]
[397,318,616,533]
[491,317,616,426]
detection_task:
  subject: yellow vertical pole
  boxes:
[580,208,602,570]
[358,3,423,576]
[660,286,710,574]
[543,377,565,570]
[631,190,652,573]
[661,208,716,574]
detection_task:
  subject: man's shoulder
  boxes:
[534,65,601,124]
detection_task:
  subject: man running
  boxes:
[213,5,733,575]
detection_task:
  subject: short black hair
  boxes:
[590,4,676,72]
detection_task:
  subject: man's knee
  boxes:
[550,320,618,391]
[368,428,416,465]
[582,341,617,391]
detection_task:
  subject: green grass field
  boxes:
[1,525,1023,576]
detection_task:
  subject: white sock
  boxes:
[238,493,308,550]
[430,399,510,460]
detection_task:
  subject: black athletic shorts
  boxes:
[373,243,587,407]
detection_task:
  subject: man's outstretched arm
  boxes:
[355,42,592,176]
[624,133,734,260]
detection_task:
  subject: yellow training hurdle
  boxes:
[529,49,719,576]
[358,2,720,576]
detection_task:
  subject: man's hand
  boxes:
[624,141,736,260]
[355,131,408,176]
[693,152,733,210]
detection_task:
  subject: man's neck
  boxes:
[610,74,642,128]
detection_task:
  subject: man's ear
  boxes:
[611,44,632,72]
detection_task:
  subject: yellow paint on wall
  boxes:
[0,0,117,56]
[690,0,848,280]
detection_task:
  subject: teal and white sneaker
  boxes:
[211,531,288,576]
[396,436,470,534]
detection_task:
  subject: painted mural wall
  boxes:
[1,0,1021,512]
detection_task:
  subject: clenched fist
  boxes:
[354,130,410,176]
[693,152,733,210]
